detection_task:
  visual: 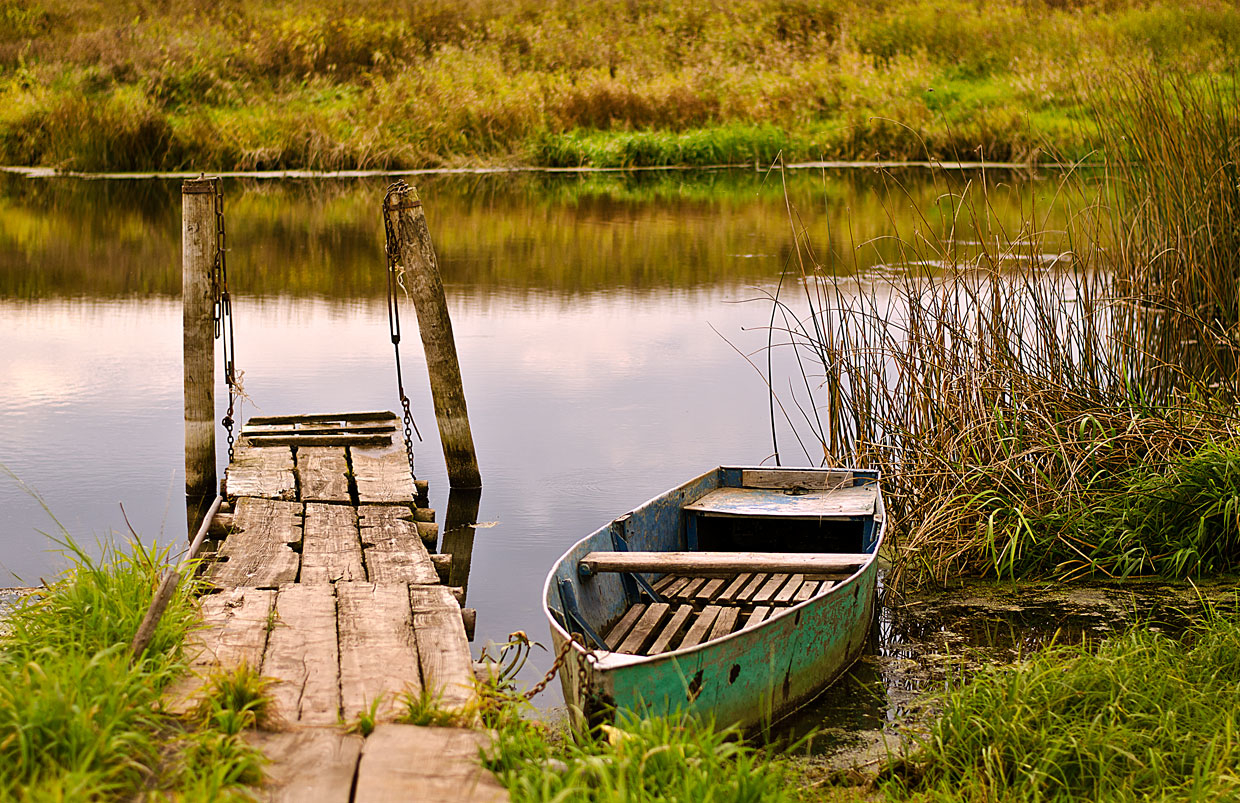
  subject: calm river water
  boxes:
[0,167,1076,724]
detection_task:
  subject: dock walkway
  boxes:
[169,411,506,802]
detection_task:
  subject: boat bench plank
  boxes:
[579,551,868,576]
[683,485,876,519]
[648,605,694,655]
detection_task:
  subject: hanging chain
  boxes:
[211,178,240,463]
[522,635,595,702]
[382,182,422,479]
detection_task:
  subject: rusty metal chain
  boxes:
[523,636,595,702]
[211,178,240,463]
[381,182,422,479]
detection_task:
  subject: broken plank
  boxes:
[647,605,694,655]
[616,603,670,655]
[264,583,340,727]
[296,446,351,502]
[409,585,477,715]
[210,497,301,588]
[338,583,422,721]
[678,606,722,649]
[604,604,647,651]
[353,444,416,504]
[224,444,296,500]
[358,505,439,584]
[301,503,365,584]
[743,606,772,630]
[708,607,741,641]
[773,573,804,604]
[353,724,508,803]
[752,573,791,605]
[247,728,363,803]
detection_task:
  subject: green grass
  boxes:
[0,533,266,800]
[884,609,1240,801]
[0,0,1236,170]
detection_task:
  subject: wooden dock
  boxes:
[169,411,506,802]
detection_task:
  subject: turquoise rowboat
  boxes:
[542,465,884,730]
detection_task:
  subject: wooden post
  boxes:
[384,183,482,489]
[183,177,218,516]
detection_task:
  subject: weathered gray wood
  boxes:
[652,575,677,593]
[743,606,772,630]
[616,603,670,655]
[737,573,769,602]
[740,469,852,490]
[352,445,417,503]
[717,573,751,603]
[679,606,721,649]
[296,447,352,502]
[678,577,706,599]
[773,573,804,604]
[358,505,439,584]
[338,583,421,721]
[165,587,276,713]
[752,573,791,604]
[792,580,819,602]
[384,182,482,490]
[264,583,340,726]
[130,569,181,661]
[183,177,217,502]
[249,433,393,448]
[302,503,365,584]
[247,728,363,803]
[605,604,647,650]
[647,605,694,656]
[243,423,396,438]
[684,485,877,519]
[579,552,868,577]
[225,445,297,500]
[353,724,508,802]
[708,607,740,641]
[409,585,477,715]
[662,577,691,596]
[211,497,301,587]
[248,411,398,425]
[694,578,725,602]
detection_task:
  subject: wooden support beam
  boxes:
[384,182,482,489]
[182,176,217,506]
[579,551,869,577]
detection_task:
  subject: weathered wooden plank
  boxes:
[647,605,694,656]
[296,447,352,502]
[792,580,820,602]
[579,552,869,577]
[616,603,670,655]
[694,578,725,602]
[358,505,439,584]
[678,577,706,599]
[679,606,722,649]
[752,573,791,604]
[604,604,647,651]
[248,411,398,426]
[683,485,876,519]
[165,588,275,713]
[716,573,750,604]
[264,584,340,727]
[246,728,362,803]
[652,575,677,593]
[210,498,302,588]
[736,573,768,602]
[708,607,741,641]
[662,577,691,596]
[409,585,477,715]
[353,444,416,504]
[224,444,296,500]
[338,583,421,721]
[743,606,772,630]
[353,724,508,803]
[773,573,804,604]
[300,503,365,584]
[244,424,396,438]
[740,469,853,490]
[249,433,392,448]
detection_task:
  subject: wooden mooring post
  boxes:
[384,183,482,489]
[182,177,218,524]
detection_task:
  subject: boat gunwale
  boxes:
[541,465,884,671]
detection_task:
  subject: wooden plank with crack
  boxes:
[337,582,422,722]
[296,446,352,502]
[358,505,438,584]
[353,724,508,802]
[210,498,302,588]
[301,503,365,584]
[164,588,275,714]
[246,728,363,803]
[224,443,296,500]
[352,444,416,504]
[264,583,341,727]
[409,585,477,716]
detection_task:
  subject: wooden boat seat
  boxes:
[601,571,842,655]
[683,484,877,520]
[578,551,869,577]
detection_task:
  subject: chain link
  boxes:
[210,178,240,463]
[522,634,596,703]
[381,182,422,479]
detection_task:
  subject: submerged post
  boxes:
[384,183,482,489]
[183,177,217,513]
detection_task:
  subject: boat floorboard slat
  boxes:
[743,606,772,630]
[647,605,694,656]
[735,573,768,602]
[694,577,726,602]
[773,573,804,605]
[605,604,647,651]
[678,578,706,599]
[617,603,671,654]
[716,573,751,603]
[708,607,740,641]
[678,605,721,649]
[752,573,790,604]
[652,575,677,593]
[662,577,692,596]
[792,580,819,602]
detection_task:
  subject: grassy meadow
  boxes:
[0,0,1237,170]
